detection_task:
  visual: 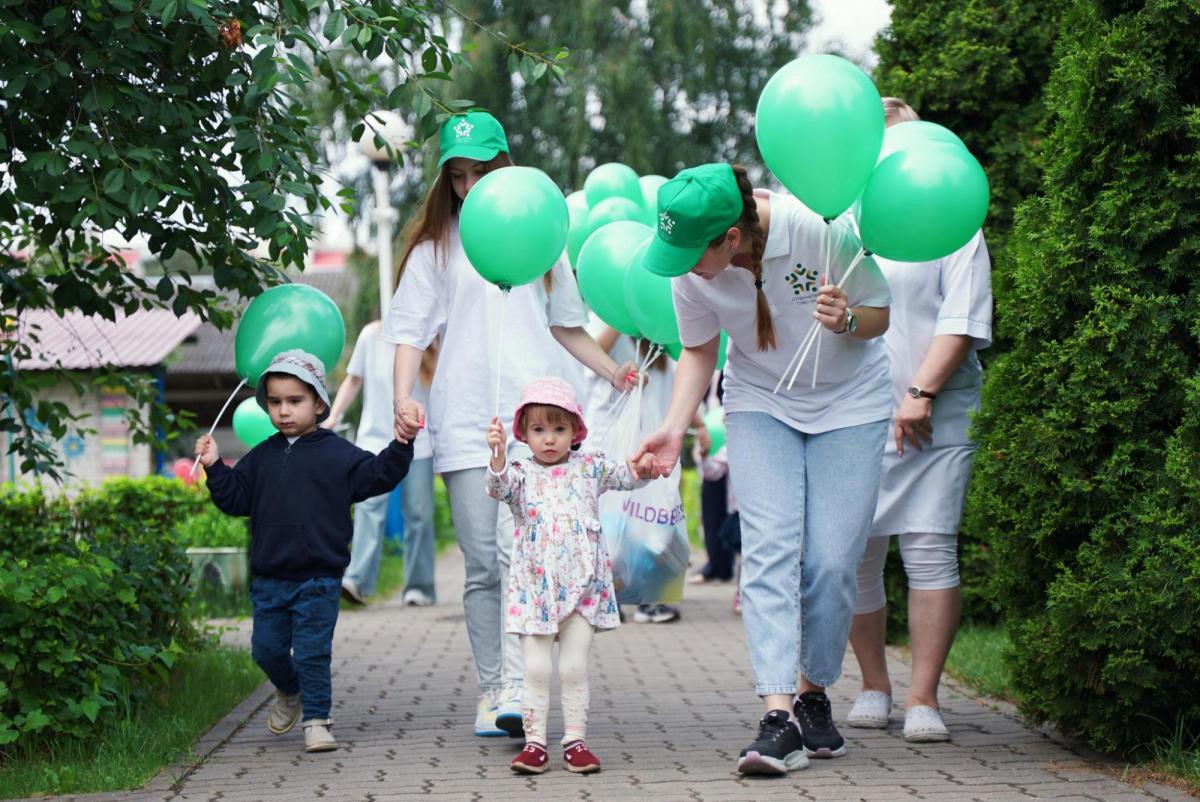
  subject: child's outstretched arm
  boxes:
[595,454,652,493]
[199,436,255,516]
[485,418,525,507]
[346,438,414,504]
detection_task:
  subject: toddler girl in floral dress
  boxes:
[486,376,656,775]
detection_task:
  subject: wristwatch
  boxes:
[908,385,937,400]
[837,308,857,335]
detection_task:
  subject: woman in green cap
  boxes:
[384,111,640,741]
[632,162,892,775]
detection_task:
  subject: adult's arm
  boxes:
[893,334,974,456]
[632,334,720,476]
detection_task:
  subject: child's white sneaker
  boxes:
[846,690,892,729]
[266,690,302,735]
[303,718,338,752]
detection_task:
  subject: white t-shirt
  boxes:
[875,231,993,407]
[673,191,892,434]
[383,222,590,474]
[345,322,432,460]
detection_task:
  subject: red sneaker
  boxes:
[563,740,601,773]
[511,742,549,774]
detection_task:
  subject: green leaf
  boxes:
[161,0,178,25]
[322,10,345,39]
[421,47,437,72]
[80,699,101,722]
[24,709,52,731]
[102,170,126,194]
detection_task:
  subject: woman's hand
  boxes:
[393,398,425,443]
[894,396,933,456]
[814,279,850,333]
[631,427,685,478]
[610,360,644,392]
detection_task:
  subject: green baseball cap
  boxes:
[437,111,509,167]
[641,163,744,277]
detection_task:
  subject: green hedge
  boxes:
[965,0,1200,756]
[0,478,207,749]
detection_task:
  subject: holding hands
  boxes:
[194,434,219,467]
[393,398,425,443]
[630,427,684,480]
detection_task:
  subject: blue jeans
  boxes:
[401,457,437,600]
[344,491,389,597]
[250,575,341,721]
[726,412,888,694]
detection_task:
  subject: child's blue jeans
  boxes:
[250,575,341,721]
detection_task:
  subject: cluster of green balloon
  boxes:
[566,164,668,269]
[663,331,728,369]
[756,54,884,219]
[235,284,345,384]
[855,121,989,262]
[460,166,569,288]
[623,237,679,347]
[703,406,726,455]
[575,221,649,336]
[232,398,276,448]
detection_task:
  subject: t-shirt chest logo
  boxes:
[454,120,474,140]
[784,263,819,297]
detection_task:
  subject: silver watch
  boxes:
[838,308,857,335]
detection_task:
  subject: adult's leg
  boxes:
[557,614,595,745]
[401,457,437,600]
[798,420,888,692]
[849,535,894,696]
[442,468,503,692]
[289,577,341,722]
[725,411,807,713]
[495,500,523,688]
[520,634,554,746]
[899,532,961,709]
[343,492,389,597]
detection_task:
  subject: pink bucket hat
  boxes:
[512,377,588,446]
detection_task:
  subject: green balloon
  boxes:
[856,141,990,262]
[460,166,569,288]
[756,54,884,218]
[566,190,590,268]
[664,341,682,360]
[623,238,679,346]
[878,120,967,163]
[638,175,668,226]
[703,406,726,455]
[584,162,643,210]
[575,220,650,337]
[235,284,345,383]
[232,397,276,448]
[661,330,726,368]
[585,196,644,243]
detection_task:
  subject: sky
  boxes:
[804,0,893,68]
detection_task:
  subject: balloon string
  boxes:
[588,338,661,443]
[190,377,248,477]
[812,220,833,390]
[493,288,509,460]
[779,247,868,392]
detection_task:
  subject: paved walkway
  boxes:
[36,551,1190,802]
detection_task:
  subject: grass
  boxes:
[1142,721,1200,793]
[0,645,262,800]
[942,622,1015,701]
[680,467,701,548]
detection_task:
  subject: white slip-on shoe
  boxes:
[266,690,302,735]
[340,578,366,605]
[402,588,434,607]
[846,690,892,729]
[303,718,338,752]
[904,705,951,743]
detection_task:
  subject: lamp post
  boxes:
[357,110,410,321]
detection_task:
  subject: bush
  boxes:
[0,478,206,749]
[965,0,1200,755]
[173,506,249,549]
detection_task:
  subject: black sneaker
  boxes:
[794,691,847,758]
[737,710,810,775]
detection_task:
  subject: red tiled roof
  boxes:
[12,309,202,371]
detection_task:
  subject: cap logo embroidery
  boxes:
[454,119,474,139]
[658,211,676,237]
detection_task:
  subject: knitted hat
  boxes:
[512,377,588,446]
[255,349,331,423]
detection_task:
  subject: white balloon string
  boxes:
[812,220,832,390]
[190,377,247,477]
[785,247,868,391]
[493,288,509,460]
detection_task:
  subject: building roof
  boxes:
[13,308,202,371]
[170,270,359,376]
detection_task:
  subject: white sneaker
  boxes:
[402,588,434,607]
[303,718,338,752]
[266,690,302,734]
[340,578,366,605]
[474,691,505,737]
[846,690,892,729]
[904,705,951,743]
[494,685,524,738]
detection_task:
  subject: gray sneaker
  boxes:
[303,718,337,752]
[266,690,302,735]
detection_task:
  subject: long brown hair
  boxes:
[394,152,553,292]
[708,164,775,351]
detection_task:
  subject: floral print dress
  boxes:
[487,451,646,635]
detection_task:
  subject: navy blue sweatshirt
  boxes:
[205,428,413,581]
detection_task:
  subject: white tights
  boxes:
[854,532,960,614]
[521,613,594,747]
